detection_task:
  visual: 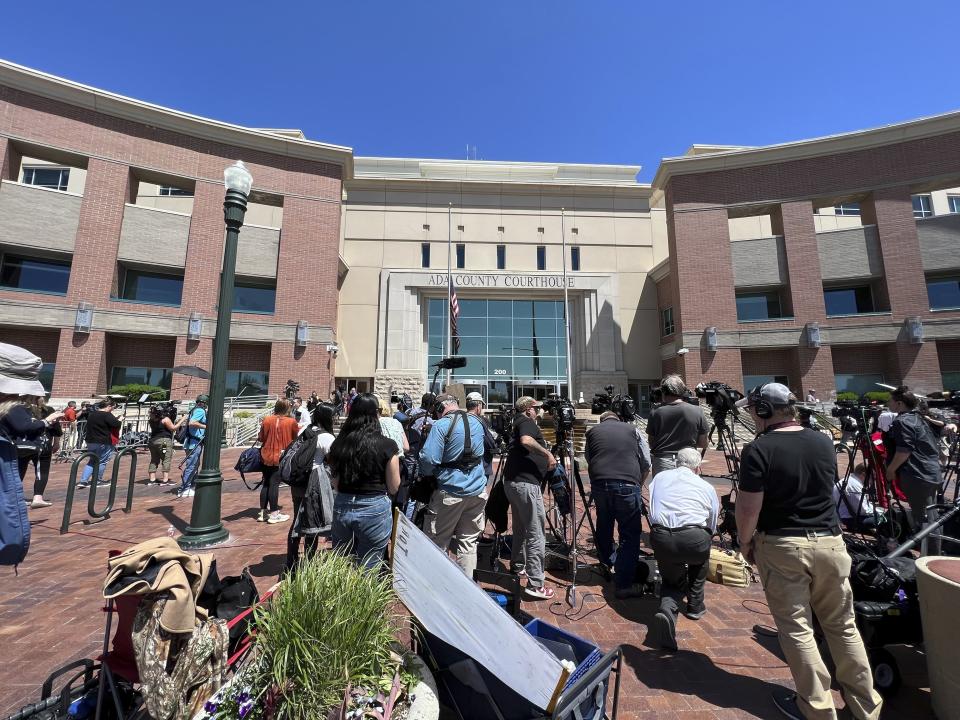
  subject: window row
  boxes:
[421,243,581,271]
[20,165,195,197]
[109,367,267,396]
[827,194,960,219]
[0,253,276,313]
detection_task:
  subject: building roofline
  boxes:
[651,108,960,193]
[353,156,644,188]
[649,257,671,282]
[0,59,354,176]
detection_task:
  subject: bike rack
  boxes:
[60,447,139,534]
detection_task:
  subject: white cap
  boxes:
[466,391,485,404]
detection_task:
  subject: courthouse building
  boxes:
[1,58,959,405]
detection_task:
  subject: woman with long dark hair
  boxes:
[327,393,400,569]
[286,403,337,572]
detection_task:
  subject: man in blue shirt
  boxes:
[179,394,207,499]
[419,394,488,576]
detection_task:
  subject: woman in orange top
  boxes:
[257,398,299,523]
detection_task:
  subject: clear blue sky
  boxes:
[4,2,959,181]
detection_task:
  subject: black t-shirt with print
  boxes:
[739,428,840,533]
[504,416,550,485]
[332,434,397,495]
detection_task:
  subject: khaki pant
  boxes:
[424,489,488,577]
[755,532,882,720]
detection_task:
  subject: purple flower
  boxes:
[236,691,250,703]
[239,700,254,718]
[204,700,219,714]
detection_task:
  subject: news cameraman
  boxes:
[735,383,881,720]
[887,386,942,551]
[647,375,708,475]
[584,410,651,598]
[503,396,557,600]
[419,394,488,576]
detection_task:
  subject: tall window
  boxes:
[743,374,789,391]
[118,267,183,306]
[421,243,430,268]
[824,285,875,316]
[456,243,465,269]
[158,186,194,197]
[948,195,960,214]
[0,254,71,294]
[736,291,784,321]
[225,371,269,396]
[834,202,861,216]
[913,194,933,219]
[571,246,581,271]
[835,373,884,397]
[22,166,70,191]
[660,307,675,336]
[496,244,506,270]
[233,280,276,314]
[536,246,546,271]
[927,276,960,310]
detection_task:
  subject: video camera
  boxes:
[926,390,960,411]
[590,384,639,421]
[543,393,576,433]
[284,379,300,400]
[831,400,882,430]
[695,381,744,422]
[490,407,516,444]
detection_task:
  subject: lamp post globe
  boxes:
[178,161,252,548]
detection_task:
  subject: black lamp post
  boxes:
[179,160,253,548]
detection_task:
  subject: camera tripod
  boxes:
[710,410,743,485]
[940,431,960,503]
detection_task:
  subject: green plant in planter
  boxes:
[206,551,410,720]
[835,391,859,403]
[863,391,891,404]
[233,411,254,419]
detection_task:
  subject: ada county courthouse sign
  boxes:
[428,273,575,289]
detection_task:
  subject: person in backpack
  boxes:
[418,394,488,576]
[286,403,336,572]
[257,398,299,524]
[178,395,208,499]
[327,393,401,569]
[148,404,184,485]
[405,392,436,453]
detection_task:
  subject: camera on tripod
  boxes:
[831,400,881,429]
[284,379,300,400]
[695,381,744,422]
[543,394,576,433]
[589,384,638,421]
[926,390,960,411]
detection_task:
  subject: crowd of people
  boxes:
[4,331,959,719]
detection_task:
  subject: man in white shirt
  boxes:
[648,447,719,651]
[292,397,311,435]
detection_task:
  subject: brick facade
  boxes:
[0,77,345,400]
[658,119,960,397]
[0,327,59,362]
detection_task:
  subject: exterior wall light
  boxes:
[906,316,924,344]
[325,343,339,357]
[75,302,93,334]
[295,320,309,347]
[704,326,718,352]
[805,322,821,348]
[187,312,203,341]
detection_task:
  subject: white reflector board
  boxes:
[391,511,567,711]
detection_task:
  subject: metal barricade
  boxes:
[60,447,138,534]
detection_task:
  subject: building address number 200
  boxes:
[493,369,507,375]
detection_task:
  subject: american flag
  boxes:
[449,275,461,353]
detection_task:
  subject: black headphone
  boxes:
[747,385,775,419]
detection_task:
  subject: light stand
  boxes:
[560,208,580,607]
[179,161,252,548]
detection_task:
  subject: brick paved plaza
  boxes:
[0,449,932,719]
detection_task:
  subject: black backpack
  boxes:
[278,426,318,488]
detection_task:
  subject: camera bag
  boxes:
[706,547,752,587]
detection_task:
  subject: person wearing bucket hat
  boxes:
[0,343,65,508]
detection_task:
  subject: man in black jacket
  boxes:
[78,399,121,488]
[585,411,651,597]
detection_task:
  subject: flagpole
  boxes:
[561,208,574,401]
[446,202,453,389]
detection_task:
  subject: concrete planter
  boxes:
[916,557,960,720]
[406,653,440,720]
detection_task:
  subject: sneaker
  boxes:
[76,482,90,489]
[771,691,804,720]
[523,584,555,600]
[651,611,678,651]
[30,499,52,509]
[185,488,195,497]
[267,512,290,524]
[684,602,707,620]
[257,510,267,522]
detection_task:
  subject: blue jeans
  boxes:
[181,444,202,491]
[332,493,393,570]
[81,443,115,484]
[592,481,644,590]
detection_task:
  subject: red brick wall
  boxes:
[269,343,332,398]
[53,331,107,396]
[796,346,836,399]
[741,348,796,390]
[771,201,825,319]
[105,334,176,369]
[0,327,59,362]
[891,342,942,395]
[831,345,892,376]
[228,343,271,372]
[688,348,742,390]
